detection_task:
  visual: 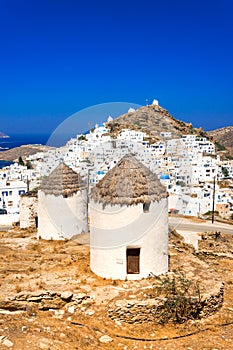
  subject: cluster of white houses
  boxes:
[24,115,233,218]
[1,109,233,225]
[0,107,233,280]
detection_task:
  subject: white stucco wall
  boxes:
[19,195,38,229]
[0,213,19,226]
[37,189,88,240]
[90,198,168,280]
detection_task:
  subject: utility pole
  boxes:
[27,176,30,192]
[212,176,216,224]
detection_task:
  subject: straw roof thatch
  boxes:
[90,154,168,207]
[40,163,86,197]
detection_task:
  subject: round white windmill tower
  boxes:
[90,154,169,280]
[38,163,88,240]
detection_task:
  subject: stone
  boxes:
[99,335,113,343]
[75,292,88,299]
[39,298,65,310]
[39,342,49,349]
[60,292,73,301]
[22,326,27,332]
[85,310,95,316]
[54,309,65,316]
[68,305,75,313]
[0,309,23,315]
[2,337,14,348]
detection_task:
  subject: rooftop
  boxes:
[40,163,86,197]
[90,154,168,207]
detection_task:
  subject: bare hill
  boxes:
[208,126,233,150]
[0,144,53,161]
[107,104,206,140]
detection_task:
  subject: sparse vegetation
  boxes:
[176,180,186,187]
[222,166,229,178]
[0,227,232,349]
[78,135,87,141]
[152,271,202,324]
[26,160,33,169]
[18,156,25,166]
[204,210,219,216]
[15,283,22,293]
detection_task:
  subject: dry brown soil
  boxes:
[0,228,232,350]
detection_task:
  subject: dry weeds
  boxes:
[0,227,232,349]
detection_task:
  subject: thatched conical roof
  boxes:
[90,154,168,206]
[40,163,86,197]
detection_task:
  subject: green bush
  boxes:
[18,156,25,166]
[215,141,225,151]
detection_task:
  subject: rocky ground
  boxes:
[0,228,232,349]
[208,126,233,151]
[107,104,206,141]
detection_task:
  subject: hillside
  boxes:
[0,144,53,161]
[107,104,207,140]
[208,126,233,151]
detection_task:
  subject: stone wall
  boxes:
[0,291,90,311]
[108,283,224,324]
[19,194,38,229]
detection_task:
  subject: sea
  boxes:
[0,134,50,169]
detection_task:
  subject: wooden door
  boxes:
[127,248,140,274]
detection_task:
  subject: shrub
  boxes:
[221,166,229,178]
[18,156,25,166]
[152,271,202,324]
[215,141,225,151]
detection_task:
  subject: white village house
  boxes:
[90,154,169,280]
[38,163,88,240]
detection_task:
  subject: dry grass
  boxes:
[90,154,168,206]
[14,283,22,293]
[0,228,232,349]
[40,163,87,197]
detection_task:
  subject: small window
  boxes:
[143,202,150,213]
[18,190,25,195]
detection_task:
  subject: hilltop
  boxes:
[107,103,207,140]
[207,126,233,151]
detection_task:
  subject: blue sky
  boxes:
[0,0,232,135]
